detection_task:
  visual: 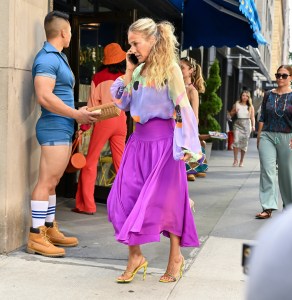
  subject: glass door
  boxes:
[78,23,103,102]
[70,15,130,201]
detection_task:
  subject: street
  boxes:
[0,138,281,300]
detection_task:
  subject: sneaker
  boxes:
[27,226,65,257]
[195,172,206,178]
[187,174,196,181]
[46,221,78,247]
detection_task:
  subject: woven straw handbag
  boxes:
[87,102,121,121]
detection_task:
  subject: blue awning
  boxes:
[182,0,267,49]
[167,0,183,11]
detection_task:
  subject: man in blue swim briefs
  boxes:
[27,11,100,257]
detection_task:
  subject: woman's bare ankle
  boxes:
[127,254,144,268]
[168,254,183,264]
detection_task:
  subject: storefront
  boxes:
[181,0,268,150]
[52,0,182,201]
[0,0,268,253]
[0,0,182,254]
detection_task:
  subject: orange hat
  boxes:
[103,43,126,65]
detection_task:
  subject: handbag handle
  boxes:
[71,131,83,154]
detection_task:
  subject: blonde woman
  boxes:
[180,57,205,121]
[108,18,203,283]
[180,57,205,181]
[230,90,255,167]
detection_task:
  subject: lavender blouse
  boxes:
[110,62,202,162]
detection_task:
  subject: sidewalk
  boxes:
[0,138,277,300]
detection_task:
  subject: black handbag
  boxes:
[231,113,238,123]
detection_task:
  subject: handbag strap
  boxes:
[71,131,83,154]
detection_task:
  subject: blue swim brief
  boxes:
[36,115,74,146]
[41,140,72,146]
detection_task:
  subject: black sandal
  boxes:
[255,209,272,219]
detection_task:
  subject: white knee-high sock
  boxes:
[31,200,49,228]
[45,194,56,223]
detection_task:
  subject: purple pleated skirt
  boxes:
[107,118,200,247]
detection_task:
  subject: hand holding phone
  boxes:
[128,53,139,65]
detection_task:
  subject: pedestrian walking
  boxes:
[27,11,100,257]
[230,90,255,167]
[108,17,203,283]
[255,65,292,219]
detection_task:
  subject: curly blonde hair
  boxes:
[128,18,179,87]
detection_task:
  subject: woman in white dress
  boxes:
[230,90,255,167]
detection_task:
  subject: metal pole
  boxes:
[48,0,53,12]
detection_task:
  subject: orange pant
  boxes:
[75,113,127,212]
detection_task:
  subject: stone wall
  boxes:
[0,0,48,253]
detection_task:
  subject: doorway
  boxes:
[56,11,133,202]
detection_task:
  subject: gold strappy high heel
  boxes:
[159,256,185,283]
[117,257,148,283]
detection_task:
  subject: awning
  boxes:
[182,0,267,49]
[167,0,184,11]
[227,46,272,82]
[248,46,271,81]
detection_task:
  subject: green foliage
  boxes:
[199,59,223,134]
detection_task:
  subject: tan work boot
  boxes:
[45,221,78,247]
[27,226,65,257]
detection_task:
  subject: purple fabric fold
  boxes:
[107,118,200,247]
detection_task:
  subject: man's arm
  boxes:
[34,76,100,124]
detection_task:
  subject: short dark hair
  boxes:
[44,11,70,38]
[44,11,69,27]
[98,61,126,74]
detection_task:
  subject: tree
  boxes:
[199,59,223,134]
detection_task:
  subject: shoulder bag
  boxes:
[65,131,86,173]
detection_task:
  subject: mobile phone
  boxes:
[129,54,139,65]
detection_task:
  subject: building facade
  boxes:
[0,0,288,253]
[0,0,48,253]
[0,0,182,253]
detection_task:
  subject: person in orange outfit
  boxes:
[72,43,127,214]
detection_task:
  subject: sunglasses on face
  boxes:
[275,73,290,79]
